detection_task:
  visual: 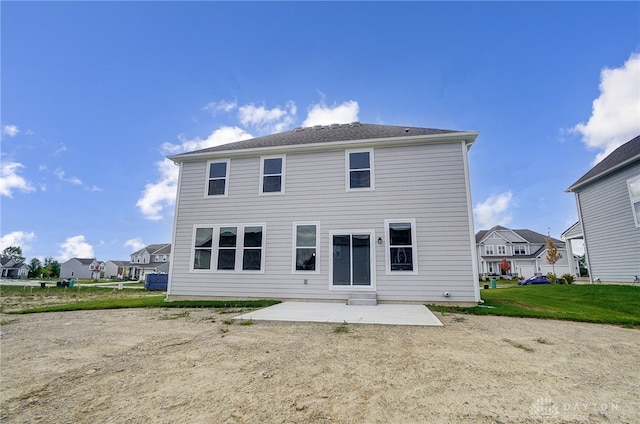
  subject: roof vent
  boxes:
[405,128,410,133]
[313,125,323,130]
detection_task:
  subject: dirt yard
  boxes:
[1,305,638,423]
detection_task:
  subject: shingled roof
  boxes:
[567,135,640,192]
[170,122,475,160]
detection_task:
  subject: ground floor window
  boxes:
[385,219,418,274]
[191,224,265,272]
[293,223,318,272]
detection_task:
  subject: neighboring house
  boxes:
[0,258,29,279]
[566,135,640,283]
[103,260,133,280]
[60,258,102,279]
[129,244,171,281]
[166,122,480,304]
[475,226,571,279]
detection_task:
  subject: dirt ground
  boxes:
[0,305,638,424]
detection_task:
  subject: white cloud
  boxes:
[138,126,252,220]
[58,235,94,262]
[203,99,237,115]
[2,125,19,137]
[473,191,513,229]
[572,52,640,164]
[0,161,35,197]
[0,231,36,252]
[54,168,83,186]
[124,238,145,252]
[238,101,297,134]
[302,100,360,127]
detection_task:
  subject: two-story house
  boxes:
[475,226,571,279]
[60,258,102,279]
[129,243,171,281]
[565,135,640,283]
[166,122,480,304]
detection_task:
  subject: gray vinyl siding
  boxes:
[169,141,477,302]
[577,162,640,282]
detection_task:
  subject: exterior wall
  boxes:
[169,141,477,303]
[577,162,640,282]
[60,259,92,279]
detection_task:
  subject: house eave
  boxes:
[566,155,640,192]
[169,131,479,163]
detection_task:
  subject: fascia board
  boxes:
[169,131,479,163]
[566,155,640,192]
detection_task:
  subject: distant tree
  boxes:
[28,258,42,278]
[545,237,563,275]
[43,257,61,278]
[1,246,25,263]
[499,257,511,275]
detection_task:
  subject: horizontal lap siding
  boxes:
[579,163,640,282]
[170,142,476,301]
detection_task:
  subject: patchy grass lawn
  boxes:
[0,285,279,314]
[431,284,640,327]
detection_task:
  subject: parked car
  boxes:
[518,275,550,285]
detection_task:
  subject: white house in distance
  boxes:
[565,135,640,283]
[60,258,102,279]
[475,226,571,279]
[103,260,132,280]
[129,243,171,281]
[0,258,28,279]
[166,122,480,305]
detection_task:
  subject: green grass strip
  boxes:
[7,297,280,314]
[430,284,640,326]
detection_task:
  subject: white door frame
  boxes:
[328,229,376,290]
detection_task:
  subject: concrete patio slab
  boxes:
[234,302,443,326]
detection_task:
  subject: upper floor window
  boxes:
[497,245,506,255]
[385,219,418,273]
[514,245,526,255]
[484,245,495,255]
[206,160,229,196]
[260,156,285,194]
[628,175,640,227]
[293,223,318,272]
[346,149,374,190]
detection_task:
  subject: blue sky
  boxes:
[1,1,639,262]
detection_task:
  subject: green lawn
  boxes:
[431,284,640,326]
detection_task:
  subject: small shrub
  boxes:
[546,272,557,283]
[561,273,575,284]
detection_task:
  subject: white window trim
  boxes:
[204,159,230,198]
[190,225,215,272]
[292,222,320,274]
[259,155,286,195]
[484,245,495,255]
[514,245,527,255]
[384,219,418,275]
[328,229,376,290]
[497,245,506,256]
[345,149,375,191]
[627,175,640,227]
[214,223,266,274]
[189,224,266,273]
